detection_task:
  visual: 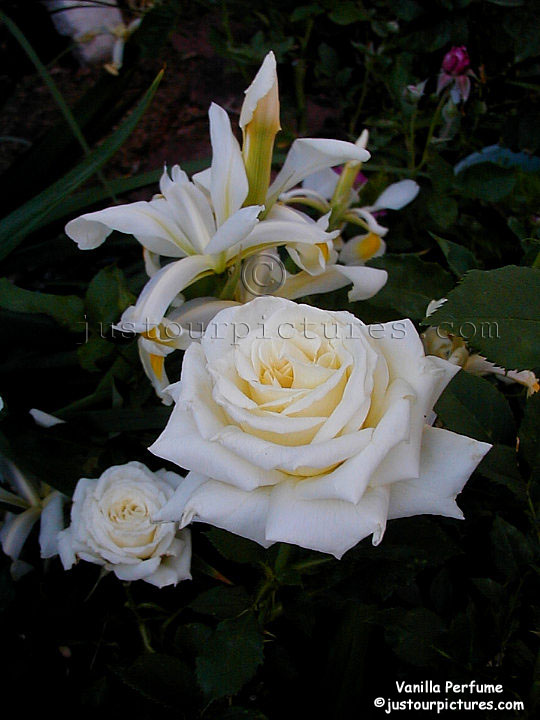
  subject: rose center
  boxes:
[260,357,294,388]
[108,498,148,523]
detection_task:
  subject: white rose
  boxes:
[150,297,491,558]
[58,462,191,587]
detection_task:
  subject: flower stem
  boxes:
[124,583,155,654]
[219,262,242,300]
[415,92,447,173]
[407,108,417,172]
[349,65,370,137]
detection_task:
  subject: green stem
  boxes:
[219,262,242,300]
[525,482,540,543]
[349,65,370,137]
[294,59,307,136]
[294,18,314,136]
[274,542,292,575]
[125,583,155,654]
[221,1,249,83]
[407,108,417,172]
[415,92,448,173]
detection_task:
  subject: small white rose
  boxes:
[58,461,191,588]
[150,297,491,558]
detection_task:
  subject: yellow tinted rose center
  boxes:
[108,498,147,522]
[260,356,294,387]
[103,493,157,549]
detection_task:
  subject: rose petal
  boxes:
[265,481,390,558]
[388,425,491,520]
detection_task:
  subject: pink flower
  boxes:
[442,46,470,76]
[437,46,474,104]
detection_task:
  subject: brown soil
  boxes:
[0,18,339,196]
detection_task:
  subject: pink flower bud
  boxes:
[441,46,470,76]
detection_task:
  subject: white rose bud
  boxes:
[150,297,491,559]
[58,462,191,587]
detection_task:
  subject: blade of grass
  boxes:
[38,158,210,228]
[0,10,116,201]
[0,69,164,260]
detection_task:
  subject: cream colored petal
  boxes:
[369,180,420,211]
[0,507,41,560]
[155,471,274,549]
[239,51,278,130]
[65,200,192,256]
[138,337,174,406]
[388,425,491,520]
[297,378,413,503]
[267,138,371,203]
[209,103,249,225]
[332,264,388,301]
[301,167,340,200]
[213,425,373,473]
[144,531,192,587]
[129,255,215,329]
[345,207,389,236]
[166,181,216,253]
[149,351,285,490]
[29,409,66,428]
[265,481,390,558]
[113,556,162,582]
[204,205,262,255]
[39,492,65,558]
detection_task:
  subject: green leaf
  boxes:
[324,602,374,716]
[456,163,516,202]
[428,155,455,194]
[367,254,454,319]
[190,586,251,619]
[471,577,505,605]
[426,195,458,229]
[290,5,324,22]
[0,70,164,260]
[430,232,478,276]
[486,0,524,6]
[205,527,266,565]
[4,428,99,496]
[119,654,195,709]
[424,266,540,370]
[85,266,135,328]
[477,444,526,499]
[503,6,540,62]
[77,336,116,373]
[70,406,172,433]
[196,613,264,700]
[385,608,446,667]
[435,371,516,445]
[328,3,368,24]
[174,623,212,659]
[0,279,84,332]
[518,392,540,479]
[490,517,533,581]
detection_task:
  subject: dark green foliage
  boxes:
[0,0,538,717]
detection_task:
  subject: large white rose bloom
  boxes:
[150,297,491,558]
[58,462,191,587]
